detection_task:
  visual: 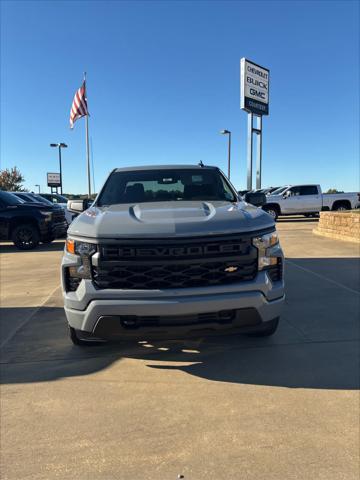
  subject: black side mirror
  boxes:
[244,192,267,207]
[67,199,90,214]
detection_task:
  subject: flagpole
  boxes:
[84,72,91,198]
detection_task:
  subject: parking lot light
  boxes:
[220,129,231,180]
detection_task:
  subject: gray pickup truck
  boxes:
[62,165,285,345]
[263,184,360,220]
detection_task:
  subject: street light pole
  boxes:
[50,143,68,194]
[35,184,40,194]
[58,146,63,194]
[220,130,231,179]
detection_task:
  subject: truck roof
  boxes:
[113,164,218,173]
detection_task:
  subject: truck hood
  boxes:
[15,203,57,211]
[68,201,274,239]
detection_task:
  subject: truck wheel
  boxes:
[68,325,106,346]
[333,203,349,211]
[12,224,40,250]
[262,205,279,221]
[247,317,279,337]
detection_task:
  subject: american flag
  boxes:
[69,81,88,129]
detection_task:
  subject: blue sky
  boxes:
[1,0,359,193]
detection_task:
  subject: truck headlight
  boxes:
[40,210,53,222]
[252,231,282,270]
[65,238,97,280]
[66,238,97,256]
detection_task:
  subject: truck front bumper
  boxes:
[62,265,285,339]
[39,220,68,241]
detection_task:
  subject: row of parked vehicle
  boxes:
[0,190,73,249]
[241,184,360,220]
[1,180,359,250]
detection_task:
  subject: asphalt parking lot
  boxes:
[1,217,359,480]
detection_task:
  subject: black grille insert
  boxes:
[93,235,258,290]
[266,258,283,282]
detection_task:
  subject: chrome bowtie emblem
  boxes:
[224,266,238,273]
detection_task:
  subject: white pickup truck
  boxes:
[262,184,360,220]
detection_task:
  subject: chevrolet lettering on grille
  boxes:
[107,243,247,258]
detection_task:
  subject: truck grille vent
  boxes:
[52,209,66,222]
[267,258,283,282]
[93,235,258,290]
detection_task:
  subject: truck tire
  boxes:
[11,224,40,250]
[68,325,106,346]
[247,317,279,337]
[333,201,350,211]
[262,205,279,221]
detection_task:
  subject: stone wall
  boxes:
[313,211,360,243]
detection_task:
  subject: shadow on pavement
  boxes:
[0,257,359,389]
[0,241,65,253]
[277,217,318,223]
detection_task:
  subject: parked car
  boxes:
[39,193,73,225]
[39,192,69,204]
[0,190,67,249]
[13,192,41,203]
[262,184,360,220]
[264,186,282,195]
[252,187,281,195]
[267,186,289,196]
[13,192,65,211]
[62,164,284,345]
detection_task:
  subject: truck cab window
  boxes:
[299,186,318,195]
[288,187,301,196]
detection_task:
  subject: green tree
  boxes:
[0,167,26,191]
[326,188,344,194]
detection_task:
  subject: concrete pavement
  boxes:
[0,219,359,480]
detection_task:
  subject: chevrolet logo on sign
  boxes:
[224,266,238,273]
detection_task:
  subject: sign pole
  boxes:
[255,115,262,189]
[84,72,91,199]
[58,146,63,195]
[247,112,253,190]
[240,58,269,192]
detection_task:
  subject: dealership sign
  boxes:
[47,172,61,187]
[241,58,269,116]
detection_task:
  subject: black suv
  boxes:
[0,191,67,249]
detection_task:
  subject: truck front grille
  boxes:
[52,209,66,223]
[93,235,258,290]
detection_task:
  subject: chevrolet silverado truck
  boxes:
[263,184,360,220]
[62,165,285,345]
[0,190,67,249]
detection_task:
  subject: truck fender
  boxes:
[262,203,281,220]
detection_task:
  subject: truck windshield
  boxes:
[97,168,237,206]
[31,195,54,205]
[270,186,288,195]
[0,191,25,206]
[55,194,68,203]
